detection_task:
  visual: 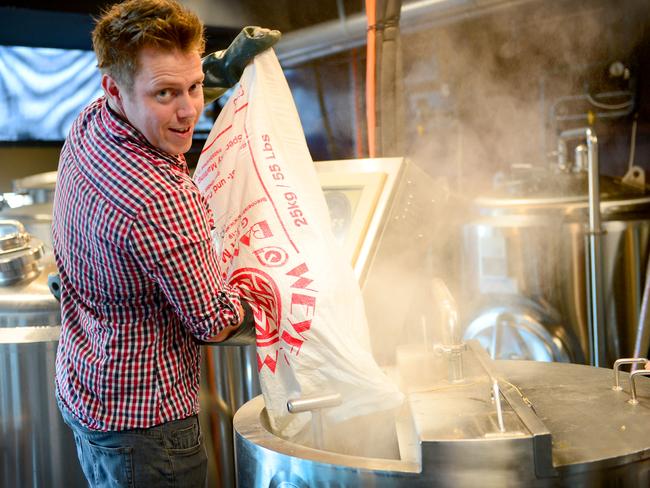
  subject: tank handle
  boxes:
[628,370,650,405]
[0,219,28,252]
[612,358,647,391]
[287,393,342,449]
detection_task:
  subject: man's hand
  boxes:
[206,303,245,342]
[202,26,282,104]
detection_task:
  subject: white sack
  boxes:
[194,50,403,457]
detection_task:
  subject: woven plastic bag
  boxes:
[193,50,403,457]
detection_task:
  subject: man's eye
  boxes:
[190,83,203,93]
[157,89,172,100]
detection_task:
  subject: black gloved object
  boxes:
[202,26,282,104]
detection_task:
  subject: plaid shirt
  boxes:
[53,96,242,431]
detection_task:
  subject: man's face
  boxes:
[117,47,204,155]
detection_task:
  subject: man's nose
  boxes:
[177,92,198,120]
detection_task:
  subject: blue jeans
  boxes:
[59,404,207,488]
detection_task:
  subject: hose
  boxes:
[586,93,633,111]
[365,0,377,157]
[350,48,365,158]
[365,0,404,157]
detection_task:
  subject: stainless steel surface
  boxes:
[0,220,44,286]
[463,176,650,366]
[201,344,261,488]
[12,171,57,204]
[234,347,650,486]
[0,219,28,251]
[0,256,59,330]
[463,300,572,362]
[0,203,53,248]
[0,235,86,487]
[1,336,83,487]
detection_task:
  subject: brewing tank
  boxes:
[0,220,86,487]
[234,340,650,487]
[461,170,650,365]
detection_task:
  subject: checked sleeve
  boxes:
[128,184,243,341]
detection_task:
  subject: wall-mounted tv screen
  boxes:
[0,45,215,142]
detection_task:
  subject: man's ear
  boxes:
[102,73,124,113]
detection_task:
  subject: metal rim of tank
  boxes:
[233,395,421,474]
[474,194,650,216]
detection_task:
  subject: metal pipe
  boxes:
[492,380,506,433]
[287,393,343,413]
[586,128,606,367]
[557,128,605,366]
[632,255,650,366]
[287,393,342,450]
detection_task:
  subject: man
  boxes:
[52,1,278,485]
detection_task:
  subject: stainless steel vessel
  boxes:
[0,203,54,249]
[461,169,650,366]
[234,341,650,487]
[12,171,58,205]
[0,220,85,487]
[201,345,261,488]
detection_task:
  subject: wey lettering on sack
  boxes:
[255,262,318,373]
[221,224,317,369]
[280,262,317,358]
[262,134,308,228]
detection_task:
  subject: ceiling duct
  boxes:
[275,0,537,67]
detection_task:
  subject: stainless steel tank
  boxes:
[234,341,650,487]
[0,203,54,249]
[12,171,58,205]
[200,345,261,488]
[0,220,85,487]
[461,170,650,365]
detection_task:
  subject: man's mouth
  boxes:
[170,127,191,134]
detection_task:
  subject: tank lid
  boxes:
[482,169,647,202]
[0,220,44,286]
[12,171,57,193]
[0,203,53,222]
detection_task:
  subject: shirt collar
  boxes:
[99,96,188,171]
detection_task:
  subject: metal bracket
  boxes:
[612,358,647,391]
